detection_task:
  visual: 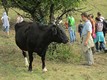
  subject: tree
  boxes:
[1,0,86,23]
[0,0,11,15]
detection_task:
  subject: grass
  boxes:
[0,29,107,80]
[73,0,107,23]
[0,0,107,80]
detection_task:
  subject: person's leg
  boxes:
[6,31,9,36]
[95,42,99,51]
[5,26,9,36]
[100,42,105,50]
[80,31,82,38]
[71,30,76,42]
[74,31,76,41]
[68,27,73,43]
[72,30,75,42]
[103,31,106,37]
[85,48,94,65]
[91,47,95,54]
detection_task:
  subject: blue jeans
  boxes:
[68,27,76,43]
[79,31,82,38]
[3,26,9,32]
[95,42,105,50]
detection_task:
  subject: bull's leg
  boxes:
[22,51,29,66]
[41,54,47,72]
[28,51,33,71]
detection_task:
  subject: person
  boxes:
[81,12,94,66]
[97,12,104,22]
[88,14,96,39]
[94,17,106,52]
[64,21,68,29]
[96,12,107,37]
[16,13,24,23]
[1,12,10,36]
[78,20,83,38]
[88,14,96,53]
[67,13,76,43]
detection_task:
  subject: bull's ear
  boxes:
[51,25,57,35]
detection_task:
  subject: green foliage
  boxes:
[1,0,86,23]
[47,43,82,63]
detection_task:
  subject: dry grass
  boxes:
[0,0,107,79]
[0,29,107,80]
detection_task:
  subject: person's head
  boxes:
[81,12,88,21]
[3,12,7,16]
[95,17,101,22]
[97,12,101,17]
[88,14,94,19]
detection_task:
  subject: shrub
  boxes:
[47,43,83,63]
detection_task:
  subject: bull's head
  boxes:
[50,21,68,44]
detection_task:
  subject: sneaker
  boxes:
[82,63,93,66]
[96,50,100,52]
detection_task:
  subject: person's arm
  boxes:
[84,31,91,46]
[92,21,96,33]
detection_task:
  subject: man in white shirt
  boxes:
[81,12,94,66]
[1,12,10,35]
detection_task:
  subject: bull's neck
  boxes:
[42,29,53,47]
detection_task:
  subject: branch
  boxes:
[11,8,20,15]
[11,8,33,21]
[12,0,32,13]
[56,7,92,21]
[49,1,54,23]
[31,0,41,14]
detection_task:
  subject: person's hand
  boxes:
[84,41,88,46]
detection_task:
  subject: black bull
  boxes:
[15,21,68,71]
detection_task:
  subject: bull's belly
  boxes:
[17,44,28,51]
[16,41,28,51]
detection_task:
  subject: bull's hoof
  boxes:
[28,70,32,72]
[43,67,47,72]
[28,68,32,72]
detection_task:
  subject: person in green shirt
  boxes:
[67,13,76,43]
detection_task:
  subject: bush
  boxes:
[47,43,83,63]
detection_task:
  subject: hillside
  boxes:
[0,0,107,80]
[73,0,107,23]
[86,0,107,18]
[0,30,107,80]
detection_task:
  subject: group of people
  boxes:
[67,12,107,66]
[79,12,106,52]
[1,12,23,36]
